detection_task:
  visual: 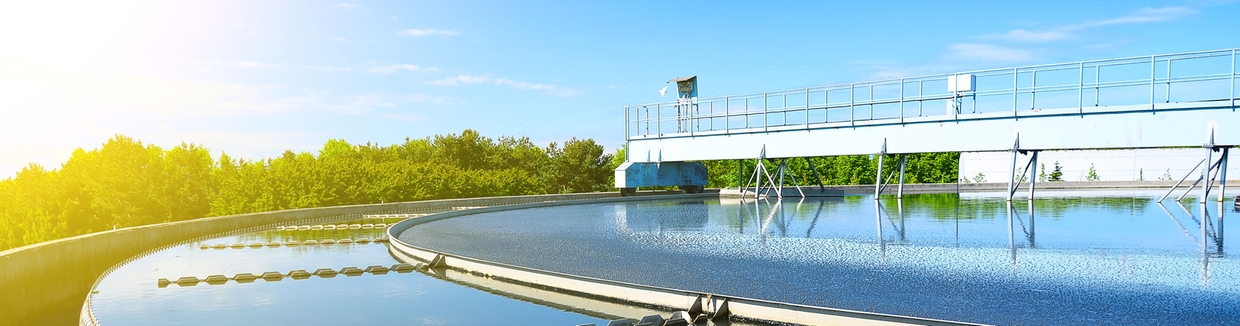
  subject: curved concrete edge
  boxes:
[0,192,631,326]
[386,195,987,326]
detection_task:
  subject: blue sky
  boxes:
[1,0,1237,177]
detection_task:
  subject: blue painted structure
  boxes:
[616,48,1239,200]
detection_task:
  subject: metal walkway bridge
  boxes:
[615,48,1239,201]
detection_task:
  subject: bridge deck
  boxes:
[625,48,1239,162]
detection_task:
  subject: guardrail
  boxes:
[626,48,1238,140]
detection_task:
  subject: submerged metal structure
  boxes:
[617,48,1239,201]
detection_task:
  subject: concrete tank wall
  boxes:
[0,192,615,326]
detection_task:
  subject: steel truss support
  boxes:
[877,153,907,199]
[1006,134,1039,202]
[873,139,908,199]
[1158,126,1230,203]
[740,146,783,199]
[775,158,806,198]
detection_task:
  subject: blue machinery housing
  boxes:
[615,48,1239,201]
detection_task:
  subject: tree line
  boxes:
[0,130,613,251]
[1,130,959,251]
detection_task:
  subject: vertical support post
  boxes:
[1219,148,1229,202]
[1007,149,1019,202]
[918,80,923,117]
[1232,49,1236,109]
[737,159,743,189]
[874,140,886,199]
[869,84,874,120]
[899,78,905,123]
[657,103,662,136]
[744,98,749,129]
[1029,151,1038,201]
[778,158,787,197]
[725,96,730,134]
[1203,145,1214,204]
[897,154,907,199]
[1095,66,1100,107]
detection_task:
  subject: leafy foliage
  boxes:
[0,130,613,251]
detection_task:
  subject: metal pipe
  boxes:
[1029,151,1038,201]
[1232,49,1236,108]
[1162,157,1206,202]
[1007,148,1019,201]
[869,84,874,120]
[850,83,855,125]
[804,88,810,129]
[725,96,730,134]
[1031,70,1037,110]
[1166,58,1172,103]
[899,78,905,123]
[656,103,661,136]
[1095,66,1100,107]
[1203,145,1214,203]
[1078,62,1084,115]
[764,93,768,132]
[1013,68,1019,117]
[897,154,907,199]
[624,106,630,140]
[1218,148,1229,202]
[874,150,885,199]
[1150,55,1156,111]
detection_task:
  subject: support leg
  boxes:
[778,158,788,197]
[1219,148,1229,202]
[897,154,907,199]
[874,153,885,199]
[1008,149,1019,202]
[1203,146,1214,204]
[737,159,743,189]
[806,157,825,192]
[1029,151,1039,201]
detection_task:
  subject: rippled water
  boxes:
[400,190,1239,325]
[88,218,611,326]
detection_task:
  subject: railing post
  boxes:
[657,103,662,136]
[1166,58,1172,103]
[899,78,905,123]
[725,96,730,134]
[764,93,769,132]
[805,88,810,129]
[1012,68,1019,117]
[918,80,923,116]
[1150,55,1156,112]
[850,83,855,125]
[1232,49,1236,109]
[1031,70,1037,110]
[624,106,630,141]
[1078,62,1084,115]
[869,85,874,120]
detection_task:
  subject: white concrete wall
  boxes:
[959,148,1239,183]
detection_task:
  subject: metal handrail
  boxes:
[626,48,1240,140]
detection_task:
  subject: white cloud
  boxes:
[983,6,1196,43]
[368,64,425,74]
[427,75,577,96]
[947,43,1038,63]
[383,113,423,123]
[231,61,276,68]
[402,29,458,37]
